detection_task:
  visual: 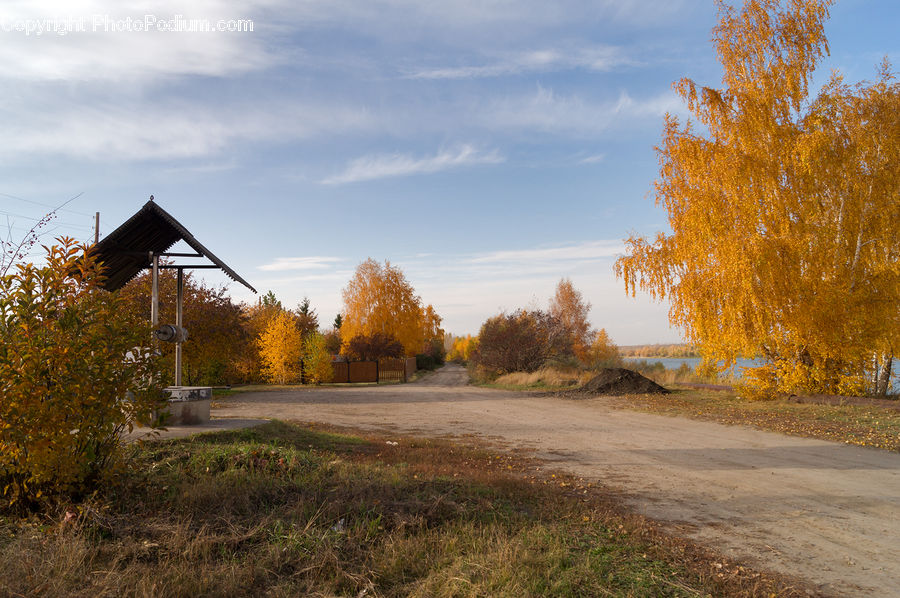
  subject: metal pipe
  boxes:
[175,267,183,387]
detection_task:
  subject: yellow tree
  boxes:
[447,335,477,362]
[421,303,446,357]
[616,0,900,396]
[585,329,620,368]
[548,278,593,361]
[303,331,334,385]
[234,291,284,382]
[258,310,303,384]
[341,258,429,356]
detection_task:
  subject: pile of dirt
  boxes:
[572,368,670,396]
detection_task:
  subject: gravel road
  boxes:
[214,364,900,596]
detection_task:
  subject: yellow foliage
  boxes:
[616,0,900,396]
[0,239,164,509]
[448,335,478,362]
[549,278,593,361]
[585,329,619,367]
[341,258,443,356]
[258,310,303,384]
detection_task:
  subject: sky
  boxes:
[1,0,897,344]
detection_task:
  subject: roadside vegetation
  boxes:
[0,421,814,597]
[463,278,621,385]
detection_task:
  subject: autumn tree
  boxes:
[584,329,620,368]
[303,331,333,384]
[420,304,446,363]
[345,332,404,361]
[295,296,319,338]
[258,310,303,384]
[470,310,573,376]
[323,328,342,355]
[235,291,285,382]
[341,258,440,356]
[615,0,900,397]
[549,278,593,361]
[448,334,478,363]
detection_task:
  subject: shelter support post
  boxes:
[175,267,183,387]
[150,252,159,327]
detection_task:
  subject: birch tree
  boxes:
[616,0,899,396]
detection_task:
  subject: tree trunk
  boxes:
[876,354,893,397]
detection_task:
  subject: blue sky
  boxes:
[1,1,897,344]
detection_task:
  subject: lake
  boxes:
[624,357,900,392]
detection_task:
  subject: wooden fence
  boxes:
[330,357,418,384]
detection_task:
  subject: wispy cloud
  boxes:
[321,145,504,185]
[405,46,631,80]
[0,1,277,83]
[469,240,625,264]
[259,256,343,271]
[0,96,374,161]
[480,86,684,136]
[579,153,606,164]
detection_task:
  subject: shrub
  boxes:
[470,310,573,376]
[302,332,333,385]
[0,239,163,511]
[416,353,436,371]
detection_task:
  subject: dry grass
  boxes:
[0,421,818,597]
[625,362,739,387]
[492,367,595,389]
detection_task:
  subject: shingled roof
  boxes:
[91,199,257,293]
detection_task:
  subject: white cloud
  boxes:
[321,145,504,185]
[579,153,606,164]
[481,87,685,136]
[468,240,625,265]
[0,1,276,82]
[259,256,343,271]
[0,97,374,161]
[406,46,631,80]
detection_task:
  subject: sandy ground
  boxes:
[211,364,900,597]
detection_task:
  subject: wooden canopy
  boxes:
[91,198,256,293]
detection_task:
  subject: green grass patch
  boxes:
[609,388,900,452]
[0,421,811,597]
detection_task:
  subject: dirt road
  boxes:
[215,364,900,596]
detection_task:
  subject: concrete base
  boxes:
[160,386,212,425]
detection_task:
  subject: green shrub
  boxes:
[415,353,436,371]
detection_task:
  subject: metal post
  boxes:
[150,252,159,327]
[175,267,183,387]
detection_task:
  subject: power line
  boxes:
[0,209,93,230]
[0,191,92,217]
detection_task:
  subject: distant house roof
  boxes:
[91,199,257,293]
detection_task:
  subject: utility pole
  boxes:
[94,212,100,244]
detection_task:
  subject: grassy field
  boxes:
[0,421,812,597]
[608,387,900,453]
